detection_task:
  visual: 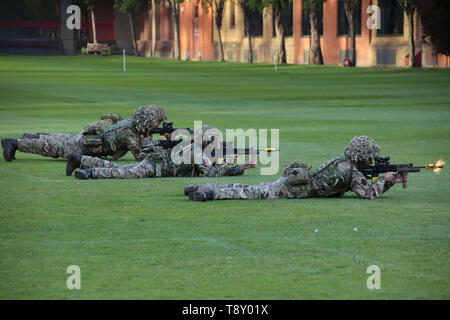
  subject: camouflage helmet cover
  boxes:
[132,105,166,133]
[148,104,167,123]
[344,135,381,162]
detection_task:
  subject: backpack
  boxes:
[81,114,123,155]
[283,161,311,186]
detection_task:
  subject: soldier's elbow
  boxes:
[356,191,378,199]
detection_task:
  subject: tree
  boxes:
[151,0,156,57]
[303,0,325,65]
[272,0,291,64]
[237,0,256,63]
[256,0,291,64]
[168,0,183,60]
[343,0,357,66]
[84,0,98,44]
[202,0,226,62]
[114,0,148,56]
[416,0,450,57]
[152,0,183,60]
[396,0,418,67]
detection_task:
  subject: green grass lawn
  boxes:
[0,55,449,299]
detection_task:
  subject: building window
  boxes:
[244,7,263,37]
[301,4,323,36]
[272,2,293,37]
[230,3,235,28]
[377,0,404,35]
[337,0,361,36]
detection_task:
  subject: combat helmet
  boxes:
[148,104,167,123]
[344,135,381,162]
[132,105,166,133]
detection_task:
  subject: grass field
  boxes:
[0,55,449,299]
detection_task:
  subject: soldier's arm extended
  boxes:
[132,148,147,161]
[350,166,395,199]
[123,129,147,161]
[198,163,245,177]
[199,153,257,177]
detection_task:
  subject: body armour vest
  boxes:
[310,154,354,197]
[101,119,136,156]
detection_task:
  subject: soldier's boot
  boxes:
[184,184,199,196]
[189,190,214,202]
[66,152,82,176]
[75,169,92,180]
[1,138,18,162]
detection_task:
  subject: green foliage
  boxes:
[237,0,257,20]
[114,0,148,14]
[83,0,96,11]
[0,56,449,299]
[396,0,418,14]
[201,0,226,29]
[109,45,119,53]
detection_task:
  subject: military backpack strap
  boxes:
[101,119,137,154]
[310,154,347,176]
[101,119,135,134]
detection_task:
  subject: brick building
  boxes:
[1,0,448,67]
[179,0,448,67]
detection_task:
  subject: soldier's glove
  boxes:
[392,172,409,189]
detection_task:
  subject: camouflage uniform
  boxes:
[198,154,393,200]
[79,143,245,179]
[195,136,395,200]
[15,106,165,161]
[17,132,86,159]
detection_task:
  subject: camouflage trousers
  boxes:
[80,155,155,179]
[197,177,315,200]
[198,182,273,200]
[17,133,85,159]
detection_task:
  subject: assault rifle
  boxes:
[149,122,193,137]
[157,140,277,155]
[141,139,278,156]
[357,156,444,189]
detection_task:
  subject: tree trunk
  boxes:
[344,1,356,66]
[309,4,323,65]
[407,10,416,67]
[128,13,138,56]
[348,17,356,66]
[218,26,225,61]
[214,0,225,62]
[170,0,180,59]
[152,0,156,57]
[90,9,97,44]
[274,6,286,64]
[246,19,253,63]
